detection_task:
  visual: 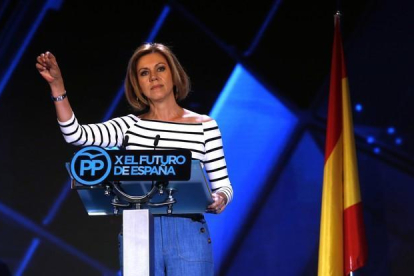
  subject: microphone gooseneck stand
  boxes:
[106,134,177,215]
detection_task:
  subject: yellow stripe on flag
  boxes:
[318,136,343,276]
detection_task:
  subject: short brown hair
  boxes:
[125,43,190,111]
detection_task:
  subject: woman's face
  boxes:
[136,52,174,103]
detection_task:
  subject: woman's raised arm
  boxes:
[36,51,73,122]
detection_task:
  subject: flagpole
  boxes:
[318,8,367,276]
[336,0,342,16]
[335,10,341,24]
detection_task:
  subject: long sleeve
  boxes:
[58,112,138,148]
[203,120,233,203]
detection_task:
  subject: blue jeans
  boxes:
[119,215,214,276]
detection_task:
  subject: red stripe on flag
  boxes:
[344,202,368,275]
[324,16,343,162]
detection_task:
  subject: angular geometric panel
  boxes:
[207,64,298,273]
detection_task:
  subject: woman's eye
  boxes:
[140,71,148,76]
[157,66,166,72]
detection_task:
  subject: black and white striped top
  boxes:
[58,113,233,203]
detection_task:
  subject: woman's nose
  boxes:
[150,73,158,81]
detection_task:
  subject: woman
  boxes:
[36,43,233,275]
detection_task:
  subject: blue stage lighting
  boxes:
[366,136,375,144]
[0,0,63,98]
[14,239,40,276]
[0,201,115,274]
[387,127,395,135]
[355,103,363,112]
[147,5,170,42]
[373,147,381,154]
[395,137,402,145]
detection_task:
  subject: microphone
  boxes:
[152,134,161,190]
[154,134,160,150]
[121,135,129,150]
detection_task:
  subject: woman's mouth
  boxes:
[151,84,163,90]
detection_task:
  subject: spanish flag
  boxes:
[318,13,368,276]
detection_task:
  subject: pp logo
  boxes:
[70,146,112,185]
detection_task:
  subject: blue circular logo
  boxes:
[70,146,112,185]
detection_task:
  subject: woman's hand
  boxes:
[36,52,63,87]
[207,192,228,214]
[36,51,72,121]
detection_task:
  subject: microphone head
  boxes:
[154,134,160,147]
[122,135,129,149]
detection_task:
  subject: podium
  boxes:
[67,147,213,276]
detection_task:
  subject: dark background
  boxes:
[0,0,413,275]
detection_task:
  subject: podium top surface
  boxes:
[68,160,213,215]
